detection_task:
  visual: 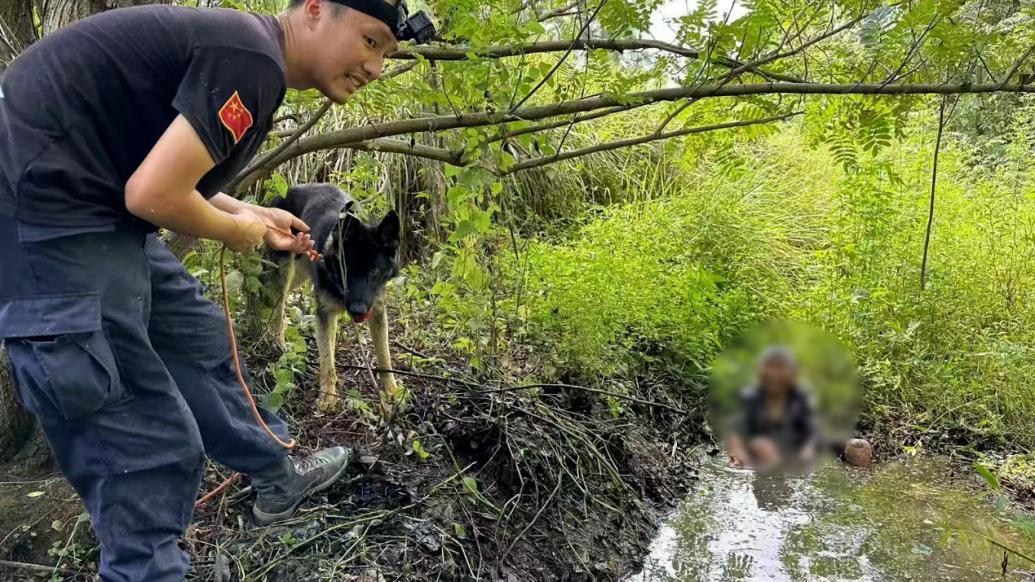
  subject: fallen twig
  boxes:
[0,559,79,577]
[338,364,690,415]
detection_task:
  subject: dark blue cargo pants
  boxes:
[0,215,291,581]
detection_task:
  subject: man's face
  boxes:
[303,0,400,104]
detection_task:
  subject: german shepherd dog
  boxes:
[266,183,401,413]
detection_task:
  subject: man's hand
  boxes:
[251,206,317,256]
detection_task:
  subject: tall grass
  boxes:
[256,89,1035,451]
[395,121,1035,449]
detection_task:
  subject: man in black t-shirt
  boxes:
[0,0,410,579]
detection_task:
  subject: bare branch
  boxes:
[654,98,699,135]
[920,97,947,291]
[538,0,578,21]
[510,0,608,112]
[497,105,634,142]
[719,13,867,83]
[880,14,940,88]
[995,43,1035,90]
[396,38,702,61]
[230,100,333,192]
[233,81,1035,191]
[505,112,802,174]
[344,138,462,164]
[392,39,803,83]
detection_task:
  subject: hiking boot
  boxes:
[251,446,351,525]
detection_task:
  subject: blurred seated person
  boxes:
[726,346,819,472]
[726,346,872,472]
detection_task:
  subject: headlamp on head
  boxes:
[328,0,436,44]
[395,1,436,43]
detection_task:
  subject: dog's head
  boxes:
[323,209,401,323]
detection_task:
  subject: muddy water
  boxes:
[629,455,1035,581]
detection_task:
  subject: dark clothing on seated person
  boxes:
[735,385,818,454]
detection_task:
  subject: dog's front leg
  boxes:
[367,296,399,404]
[271,257,295,351]
[314,305,341,413]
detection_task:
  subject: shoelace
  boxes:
[294,454,334,476]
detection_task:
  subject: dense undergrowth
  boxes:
[375,101,1035,456]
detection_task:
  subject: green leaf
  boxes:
[225,270,244,296]
[462,477,479,495]
[412,439,431,460]
[973,462,1001,491]
[268,173,289,198]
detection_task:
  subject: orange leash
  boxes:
[195,473,240,507]
[218,244,296,449]
[197,242,305,507]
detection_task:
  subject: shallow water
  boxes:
[629,455,1035,581]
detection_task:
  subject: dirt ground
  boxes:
[0,355,706,581]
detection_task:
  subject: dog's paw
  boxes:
[316,390,342,414]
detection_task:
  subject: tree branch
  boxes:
[920,96,947,291]
[510,0,608,112]
[880,14,940,89]
[228,99,333,192]
[538,0,579,21]
[504,112,802,174]
[395,38,701,61]
[343,137,462,164]
[497,105,634,141]
[233,81,1035,190]
[391,39,803,83]
[995,43,1035,90]
[718,13,866,83]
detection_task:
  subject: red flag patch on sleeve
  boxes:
[218,91,253,144]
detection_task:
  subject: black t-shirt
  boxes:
[0,4,285,228]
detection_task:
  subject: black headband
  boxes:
[328,0,399,33]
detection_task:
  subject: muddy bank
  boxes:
[0,355,705,581]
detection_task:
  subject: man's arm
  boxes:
[126,115,264,250]
[210,193,250,214]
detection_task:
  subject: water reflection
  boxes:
[628,455,1035,581]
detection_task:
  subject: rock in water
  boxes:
[844,438,873,467]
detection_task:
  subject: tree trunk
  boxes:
[0,0,38,70]
[0,345,47,467]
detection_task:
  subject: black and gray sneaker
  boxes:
[251,446,351,525]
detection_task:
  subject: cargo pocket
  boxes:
[0,293,127,421]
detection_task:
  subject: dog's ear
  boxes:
[376,210,401,250]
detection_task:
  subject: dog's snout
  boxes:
[347,301,371,322]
